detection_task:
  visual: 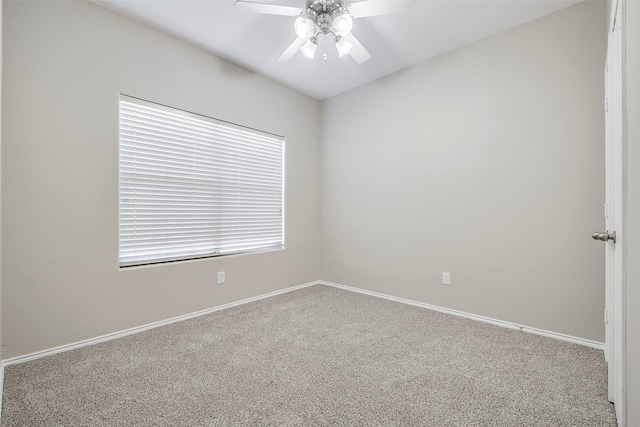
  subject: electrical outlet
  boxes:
[217,271,225,285]
[442,272,451,286]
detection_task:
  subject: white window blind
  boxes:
[119,95,284,267]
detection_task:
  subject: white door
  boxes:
[600,1,625,424]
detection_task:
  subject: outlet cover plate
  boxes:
[442,272,451,285]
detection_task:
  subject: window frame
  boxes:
[118,94,285,268]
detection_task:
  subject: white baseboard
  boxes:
[2,280,321,367]
[1,278,603,369]
[319,280,605,350]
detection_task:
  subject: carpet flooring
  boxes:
[2,284,617,426]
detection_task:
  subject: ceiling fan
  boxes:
[235,0,416,63]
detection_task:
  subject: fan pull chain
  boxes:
[323,34,328,61]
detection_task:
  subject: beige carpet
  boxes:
[2,284,616,426]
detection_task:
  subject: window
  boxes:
[119,95,284,267]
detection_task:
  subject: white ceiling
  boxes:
[95,0,583,100]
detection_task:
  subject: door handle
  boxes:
[592,231,616,243]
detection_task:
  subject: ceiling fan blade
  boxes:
[234,0,301,16]
[348,0,416,18]
[345,33,371,64]
[278,37,306,62]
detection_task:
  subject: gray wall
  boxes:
[320,1,607,342]
[1,1,321,359]
[1,0,613,361]
[624,0,639,423]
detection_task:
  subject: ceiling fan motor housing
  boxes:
[305,0,347,35]
[317,12,334,34]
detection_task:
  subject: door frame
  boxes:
[605,0,626,424]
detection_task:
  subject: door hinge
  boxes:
[605,309,609,325]
[605,202,609,219]
[605,98,609,112]
[617,8,622,31]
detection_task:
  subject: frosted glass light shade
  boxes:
[295,16,314,39]
[300,38,318,59]
[335,36,352,57]
[333,13,352,36]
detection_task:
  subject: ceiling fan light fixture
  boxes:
[300,37,318,59]
[333,13,353,36]
[235,0,397,63]
[335,35,352,57]
[294,16,314,39]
